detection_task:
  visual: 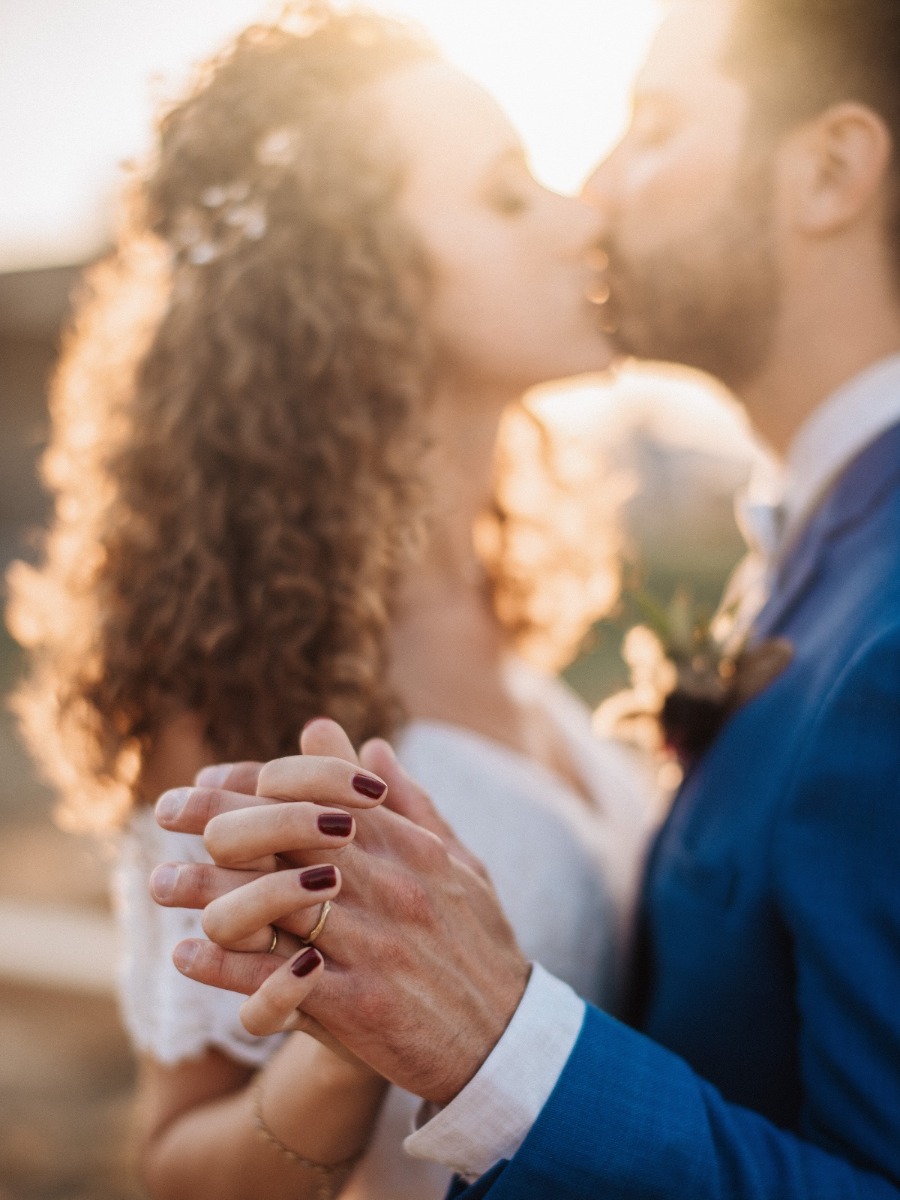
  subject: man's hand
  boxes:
[153,720,530,1105]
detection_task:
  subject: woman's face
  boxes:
[372,62,613,394]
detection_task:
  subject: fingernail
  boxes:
[352,773,386,800]
[156,787,190,824]
[173,941,199,972]
[150,863,178,901]
[299,865,338,892]
[290,948,322,978]
[302,717,327,734]
[195,764,232,788]
[318,812,353,838]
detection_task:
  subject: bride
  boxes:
[8,4,651,1198]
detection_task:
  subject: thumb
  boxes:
[359,738,489,880]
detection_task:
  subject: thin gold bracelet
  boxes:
[252,1074,366,1200]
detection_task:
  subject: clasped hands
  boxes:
[149,718,530,1106]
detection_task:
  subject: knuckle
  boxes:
[203,814,233,862]
[467,852,490,882]
[240,988,277,1035]
[177,861,216,904]
[241,1006,270,1037]
[191,786,221,828]
[258,755,343,801]
[413,829,451,875]
[388,870,434,927]
[200,902,226,943]
[255,757,297,799]
[202,945,277,998]
[275,801,307,841]
[239,958,280,995]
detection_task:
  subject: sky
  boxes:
[0,0,662,270]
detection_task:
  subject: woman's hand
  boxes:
[151,719,393,1053]
[155,721,530,1106]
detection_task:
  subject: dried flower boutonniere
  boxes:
[596,587,793,783]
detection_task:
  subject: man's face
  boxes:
[584,0,783,390]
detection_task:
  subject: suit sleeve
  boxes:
[450,630,900,1200]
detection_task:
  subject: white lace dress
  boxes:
[114,664,652,1200]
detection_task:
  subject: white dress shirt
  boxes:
[741,353,900,564]
[405,353,900,1181]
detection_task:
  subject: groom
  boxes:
[160,0,900,1195]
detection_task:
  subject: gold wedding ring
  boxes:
[267,926,279,955]
[301,899,333,946]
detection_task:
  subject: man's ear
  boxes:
[781,102,893,236]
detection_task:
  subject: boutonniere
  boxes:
[598,587,793,779]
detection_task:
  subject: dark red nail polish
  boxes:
[318,812,353,838]
[290,948,321,978]
[352,773,386,800]
[300,865,337,891]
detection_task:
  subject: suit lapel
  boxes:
[753,421,900,640]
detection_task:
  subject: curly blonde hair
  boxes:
[8,5,442,828]
[7,3,620,831]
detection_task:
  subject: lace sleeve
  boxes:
[111,808,285,1067]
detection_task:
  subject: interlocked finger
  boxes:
[156,785,275,836]
[239,947,329,1036]
[150,860,263,911]
[172,938,286,996]
[258,923,306,959]
[223,920,308,957]
[204,800,357,867]
[171,937,344,1055]
[201,863,342,948]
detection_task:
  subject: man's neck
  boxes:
[737,278,900,459]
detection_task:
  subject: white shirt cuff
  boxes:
[404,963,586,1181]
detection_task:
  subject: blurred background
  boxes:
[0,1,760,1195]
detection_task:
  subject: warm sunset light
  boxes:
[393,0,663,192]
[0,0,662,269]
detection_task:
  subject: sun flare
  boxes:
[0,0,663,268]
[381,0,663,192]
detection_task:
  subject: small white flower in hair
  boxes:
[200,185,229,208]
[188,240,221,265]
[225,202,267,240]
[256,127,296,167]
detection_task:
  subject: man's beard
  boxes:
[602,162,781,391]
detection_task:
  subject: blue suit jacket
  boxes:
[452,421,900,1199]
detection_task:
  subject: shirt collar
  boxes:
[740,352,900,562]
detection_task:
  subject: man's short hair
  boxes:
[723,0,900,281]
